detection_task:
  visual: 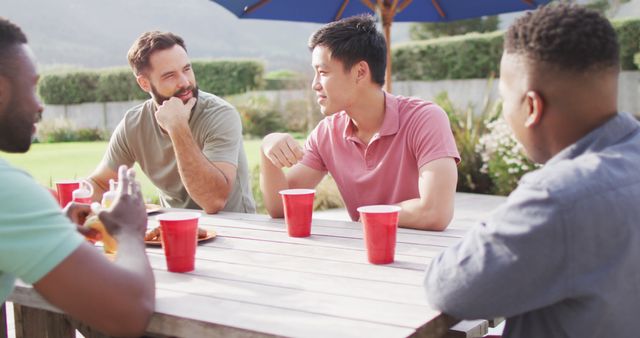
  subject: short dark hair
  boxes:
[504,3,619,72]
[0,17,28,77]
[128,31,186,75]
[309,15,386,86]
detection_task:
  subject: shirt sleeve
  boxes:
[102,118,135,170]
[201,105,243,166]
[0,166,84,284]
[300,121,327,172]
[410,104,460,167]
[423,182,568,320]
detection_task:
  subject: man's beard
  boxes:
[151,84,199,105]
[0,99,38,153]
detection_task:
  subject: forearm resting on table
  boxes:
[34,243,154,337]
[398,198,453,231]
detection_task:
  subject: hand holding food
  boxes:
[98,166,147,239]
[64,202,92,226]
[84,215,118,254]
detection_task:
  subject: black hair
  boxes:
[505,3,619,72]
[0,17,28,77]
[309,15,386,86]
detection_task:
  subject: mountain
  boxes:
[1,0,411,73]
[7,0,636,74]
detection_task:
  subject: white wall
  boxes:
[40,71,640,132]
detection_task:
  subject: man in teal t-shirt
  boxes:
[0,17,155,336]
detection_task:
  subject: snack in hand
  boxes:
[84,215,118,254]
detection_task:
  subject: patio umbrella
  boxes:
[211,0,551,92]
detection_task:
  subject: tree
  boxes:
[409,16,499,41]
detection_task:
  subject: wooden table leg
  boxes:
[1,303,7,338]
[13,304,74,338]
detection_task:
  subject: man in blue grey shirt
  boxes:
[424,4,640,337]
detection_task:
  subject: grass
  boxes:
[1,137,344,213]
[2,140,263,201]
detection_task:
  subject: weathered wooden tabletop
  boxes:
[7,192,506,338]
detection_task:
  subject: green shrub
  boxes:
[193,59,264,97]
[281,97,322,133]
[38,71,100,105]
[251,165,266,214]
[96,68,147,102]
[235,95,287,138]
[394,17,640,81]
[36,118,108,143]
[313,175,345,211]
[435,90,494,194]
[75,128,108,142]
[264,69,307,90]
[393,31,504,81]
[250,165,344,215]
[613,18,640,70]
[39,60,264,105]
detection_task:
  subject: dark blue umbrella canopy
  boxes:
[212,0,550,23]
[211,0,552,91]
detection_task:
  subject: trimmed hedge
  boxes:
[39,60,264,105]
[393,31,503,81]
[38,71,100,105]
[613,18,640,71]
[263,69,307,90]
[96,68,148,102]
[393,18,640,81]
[192,60,264,96]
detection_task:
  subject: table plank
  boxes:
[151,268,435,328]
[149,289,418,338]
[146,251,431,306]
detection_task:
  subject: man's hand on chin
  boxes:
[155,97,197,133]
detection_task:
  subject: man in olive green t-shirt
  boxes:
[89,31,255,214]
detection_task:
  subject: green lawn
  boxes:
[1,140,263,201]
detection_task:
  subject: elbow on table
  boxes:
[115,305,154,337]
[202,197,227,214]
[411,210,453,231]
[98,296,154,337]
[420,219,449,232]
[266,205,284,219]
[423,270,465,317]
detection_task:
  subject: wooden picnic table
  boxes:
[6,193,506,338]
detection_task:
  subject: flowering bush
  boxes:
[477,116,539,195]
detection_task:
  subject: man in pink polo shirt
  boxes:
[260,15,459,230]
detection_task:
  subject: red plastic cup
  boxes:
[279,189,315,237]
[357,205,402,264]
[157,212,200,273]
[55,180,80,208]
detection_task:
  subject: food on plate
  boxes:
[144,226,209,242]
